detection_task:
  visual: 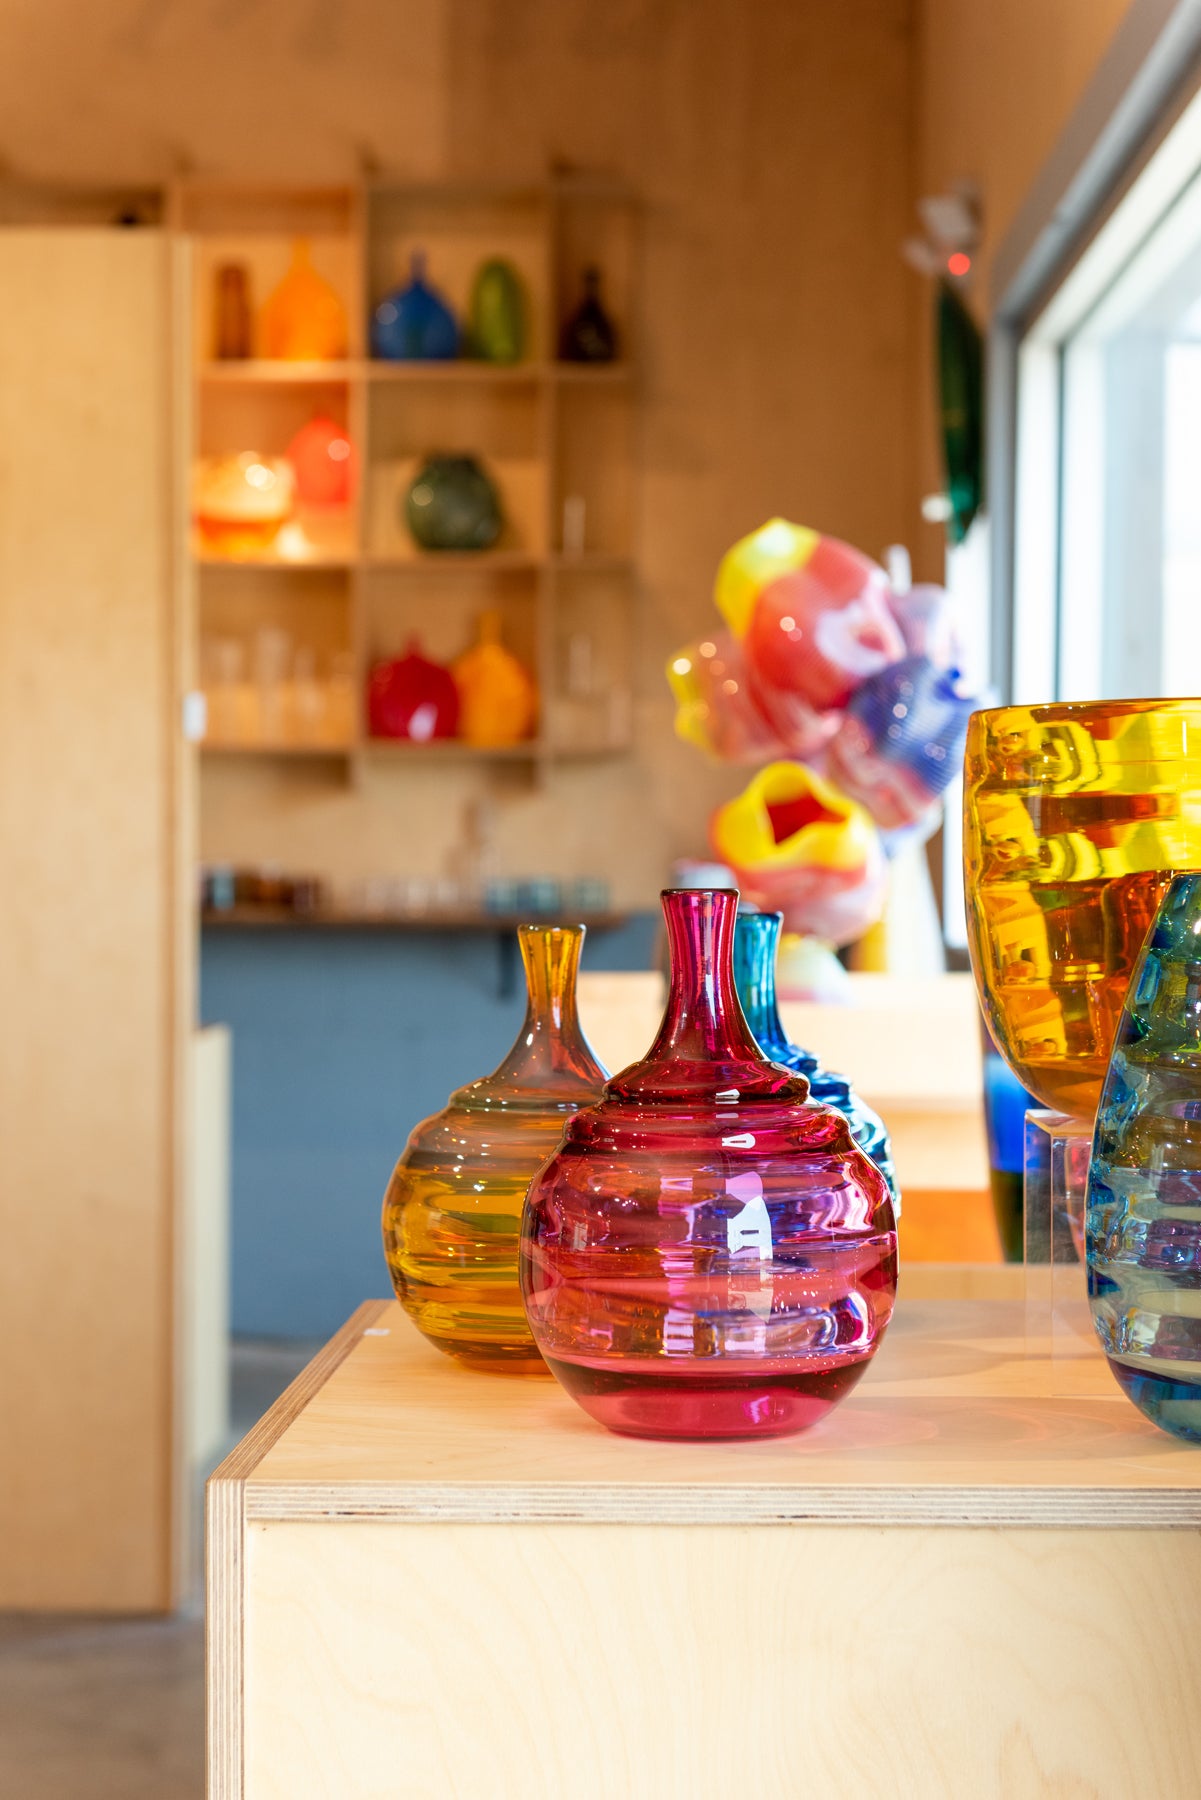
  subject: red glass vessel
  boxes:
[520,888,898,1439]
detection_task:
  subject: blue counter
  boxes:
[200,916,657,1339]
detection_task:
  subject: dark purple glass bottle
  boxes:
[520,889,898,1439]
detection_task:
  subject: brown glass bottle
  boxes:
[213,263,252,360]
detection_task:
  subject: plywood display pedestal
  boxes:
[208,1267,1201,1799]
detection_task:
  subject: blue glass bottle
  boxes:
[1088,872,1201,1440]
[372,251,459,361]
[732,907,899,1208]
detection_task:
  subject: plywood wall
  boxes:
[0,0,920,908]
[0,231,186,1609]
[909,0,1132,575]
[0,2,1136,897]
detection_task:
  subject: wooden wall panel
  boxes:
[909,0,1131,576]
[0,229,186,1609]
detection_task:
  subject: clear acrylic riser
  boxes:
[1023,1109,1104,1391]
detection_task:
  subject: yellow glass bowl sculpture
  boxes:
[963,698,1201,1119]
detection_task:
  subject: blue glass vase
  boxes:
[1088,871,1201,1440]
[732,907,898,1208]
[372,251,459,360]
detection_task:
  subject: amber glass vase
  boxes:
[520,889,897,1439]
[382,924,607,1371]
[963,699,1201,1118]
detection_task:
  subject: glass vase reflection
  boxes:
[732,906,898,1209]
[520,888,897,1439]
[1088,872,1201,1440]
[382,924,607,1371]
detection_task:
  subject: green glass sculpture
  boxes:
[468,258,526,364]
[936,279,983,544]
[405,454,503,552]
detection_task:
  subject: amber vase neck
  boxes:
[492,923,606,1093]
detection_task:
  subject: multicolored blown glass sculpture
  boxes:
[964,699,1201,1118]
[710,759,887,946]
[733,907,898,1209]
[520,888,898,1439]
[382,924,607,1371]
[1088,873,1201,1440]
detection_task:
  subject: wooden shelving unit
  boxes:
[177,176,638,785]
[199,906,629,932]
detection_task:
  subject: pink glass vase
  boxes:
[520,888,898,1439]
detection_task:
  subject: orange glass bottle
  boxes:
[381,924,607,1371]
[259,239,347,361]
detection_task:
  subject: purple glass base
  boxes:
[543,1354,870,1440]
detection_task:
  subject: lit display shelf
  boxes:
[180,175,638,794]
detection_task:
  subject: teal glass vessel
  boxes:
[1088,872,1201,1440]
[733,908,899,1209]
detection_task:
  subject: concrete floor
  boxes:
[0,1339,315,1798]
[0,1612,205,1800]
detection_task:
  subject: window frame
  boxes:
[989,0,1201,702]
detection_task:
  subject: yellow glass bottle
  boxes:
[381,924,607,1371]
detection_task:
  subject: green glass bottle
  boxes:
[468,259,526,364]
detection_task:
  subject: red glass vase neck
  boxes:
[610,889,800,1101]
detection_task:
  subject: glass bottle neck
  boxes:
[732,910,818,1076]
[732,911,792,1062]
[611,889,799,1100]
[489,923,606,1096]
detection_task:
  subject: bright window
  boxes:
[1013,78,1201,702]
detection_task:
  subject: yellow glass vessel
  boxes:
[963,698,1201,1119]
[381,924,607,1371]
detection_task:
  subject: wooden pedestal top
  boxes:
[211,1266,1201,1530]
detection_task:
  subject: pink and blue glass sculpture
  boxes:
[1088,872,1201,1440]
[520,888,898,1440]
[733,906,898,1209]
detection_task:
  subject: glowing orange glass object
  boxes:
[193,452,294,555]
[963,699,1201,1118]
[381,924,607,1371]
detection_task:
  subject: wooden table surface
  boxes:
[219,1266,1201,1531]
[208,1266,1201,1800]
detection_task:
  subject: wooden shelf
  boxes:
[367,361,540,384]
[190,173,639,895]
[198,553,356,571]
[199,359,631,387]
[364,737,540,760]
[201,741,354,758]
[200,906,628,933]
[199,360,356,385]
[198,549,632,574]
[367,361,631,385]
[362,549,543,572]
[199,738,628,765]
[362,552,632,574]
